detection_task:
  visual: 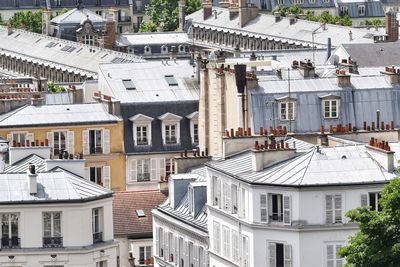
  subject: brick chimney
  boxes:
[366,138,394,172]
[381,66,400,85]
[386,11,399,42]
[336,69,351,87]
[251,147,296,171]
[219,0,230,8]
[229,0,239,20]
[103,13,117,50]
[239,0,258,28]
[203,0,213,20]
[178,0,186,32]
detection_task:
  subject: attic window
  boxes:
[46,42,58,48]
[61,46,76,52]
[341,155,347,159]
[122,79,136,90]
[164,75,178,86]
[136,209,145,217]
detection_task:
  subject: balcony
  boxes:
[1,236,20,249]
[93,232,103,244]
[43,237,63,248]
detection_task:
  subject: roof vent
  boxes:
[27,163,37,195]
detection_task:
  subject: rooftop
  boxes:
[117,32,190,46]
[0,103,121,128]
[113,190,167,238]
[51,7,105,25]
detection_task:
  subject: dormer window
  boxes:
[187,111,199,144]
[144,45,151,55]
[158,113,182,145]
[358,5,365,16]
[129,114,153,146]
[161,45,168,54]
[320,94,340,119]
[276,96,297,121]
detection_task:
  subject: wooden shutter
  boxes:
[82,130,89,155]
[130,159,137,182]
[159,158,166,179]
[47,131,54,151]
[26,133,34,144]
[67,131,74,155]
[84,167,90,180]
[334,195,342,223]
[103,129,110,154]
[283,195,292,225]
[150,158,158,181]
[269,243,276,267]
[103,166,111,189]
[325,195,333,224]
[284,244,292,267]
[260,194,267,222]
[361,194,368,207]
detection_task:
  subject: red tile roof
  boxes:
[113,190,168,238]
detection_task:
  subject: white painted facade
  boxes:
[207,167,387,267]
[118,237,153,267]
[0,198,118,267]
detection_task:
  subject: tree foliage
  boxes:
[9,10,42,33]
[47,82,66,93]
[361,18,384,27]
[140,0,202,32]
[338,178,400,267]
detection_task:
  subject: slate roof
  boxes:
[207,145,395,186]
[336,0,385,18]
[113,190,167,238]
[186,7,384,47]
[0,103,121,128]
[334,42,400,67]
[51,7,105,25]
[0,170,112,203]
[4,154,46,173]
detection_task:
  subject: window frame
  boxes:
[326,243,345,267]
[89,129,103,154]
[43,212,62,238]
[358,5,366,16]
[322,99,340,119]
[137,159,151,182]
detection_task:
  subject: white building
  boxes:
[0,146,118,267]
[152,166,209,267]
[206,140,396,267]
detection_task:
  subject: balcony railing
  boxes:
[43,237,63,248]
[93,232,103,244]
[269,214,283,222]
[118,16,132,23]
[1,236,20,249]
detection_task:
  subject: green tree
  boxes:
[338,178,400,267]
[140,0,202,32]
[47,82,66,93]
[9,10,42,33]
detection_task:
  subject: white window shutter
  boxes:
[325,195,333,224]
[103,166,111,189]
[260,194,268,223]
[6,134,12,143]
[165,232,169,260]
[284,244,292,267]
[269,243,276,267]
[26,133,34,145]
[334,195,342,223]
[159,158,166,179]
[67,131,74,155]
[361,194,368,207]
[150,158,158,181]
[283,195,292,225]
[155,227,159,256]
[103,129,110,154]
[130,159,137,182]
[47,132,54,150]
[84,167,90,180]
[82,130,89,155]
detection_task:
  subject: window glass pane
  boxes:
[43,213,52,237]
[2,214,9,238]
[53,213,61,237]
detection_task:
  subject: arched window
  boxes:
[161,45,168,54]
[144,45,151,54]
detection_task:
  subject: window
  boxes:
[89,130,103,154]
[222,182,231,212]
[231,230,239,263]
[231,184,238,214]
[96,10,102,16]
[136,126,148,145]
[213,221,221,254]
[240,188,248,219]
[92,208,103,243]
[137,159,150,182]
[165,158,175,177]
[53,131,67,157]
[188,187,194,214]
[260,194,268,222]
[358,5,365,16]
[43,212,62,248]
[339,6,349,16]
[277,0,284,4]
[323,99,339,119]
[292,0,304,3]
[309,0,316,3]
[222,226,230,258]
[11,132,26,145]
[90,167,103,186]
[326,194,342,224]
[122,79,136,90]
[212,176,221,207]
[366,192,381,211]
[137,16,143,26]
[139,246,152,264]
[161,45,168,54]
[323,0,330,3]
[187,112,199,144]
[83,35,94,46]
[279,102,295,121]
[1,213,19,248]
[268,242,292,267]
[165,124,177,144]
[144,46,151,54]
[242,235,250,267]
[269,194,283,222]
[326,243,344,267]
[193,123,199,144]
[55,0,61,6]
[96,261,107,267]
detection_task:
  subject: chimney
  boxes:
[297,59,315,78]
[381,66,400,85]
[42,9,51,36]
[336,69,351,87]
[288,13,296,25]
[170,46,178,60]
[251,148,296,171]
[27,163,38,195]
[174,154,211,174]
[229,0,239,20]
[274,11,281,22]
[178,0,186,32]
[108,7,119,34]
[7,25,13,35]
[366,140,394,172]
[326,37,332,60]
[169,175,197,208]
[219,0,230,8]
[386,11,399,42]
[103,13,117,49]
[239,0,258,28]
[203,0,212,20]
[68,85,84,104]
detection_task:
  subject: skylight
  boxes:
[61,46,76,52]
[122,79,136,90]
[164,75,178,86]
[136,209,145,217]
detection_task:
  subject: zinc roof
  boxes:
[0,103,121,128]
[118,32,190,46]
[51,7,105,24]
[4,154,46,173]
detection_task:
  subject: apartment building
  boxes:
[206,140,396,267]
[97,61,199,191]
[0,146,117,266]
[0,102,126,191]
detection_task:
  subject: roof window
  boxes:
[136,209,145,217]
[122,79,136,90]
[164,75,178,86]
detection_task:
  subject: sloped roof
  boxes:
[113,190,167,238]
[4,154,46,173]
[0,170,112,203]
[118,32,190,46]
[207,145,395,186]
[51,7,105,25]
[0,103,121,128]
